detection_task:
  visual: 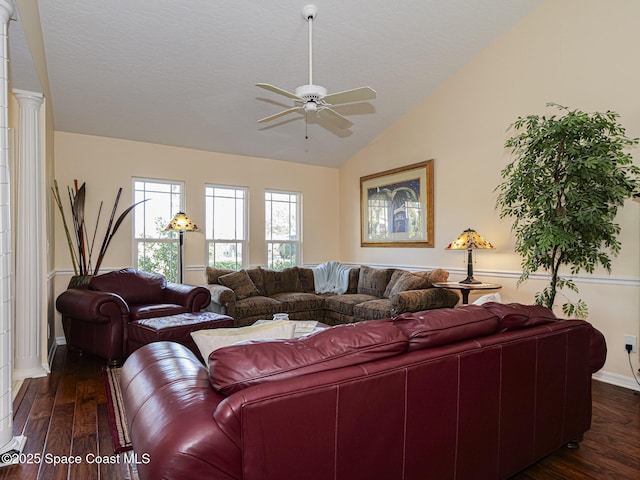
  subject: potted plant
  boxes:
[496,103,639,317]
[52,180,147,285]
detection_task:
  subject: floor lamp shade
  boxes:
[446,228,494,284]
[163,212,199,283]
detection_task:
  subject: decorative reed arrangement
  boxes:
[51,180,147,276]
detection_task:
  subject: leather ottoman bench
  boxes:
[128,311,234,361]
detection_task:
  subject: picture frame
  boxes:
[360,160,434,247]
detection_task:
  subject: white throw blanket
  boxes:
[312,261,352,294]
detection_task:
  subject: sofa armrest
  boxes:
[56,288,129,323]
[206,284,236,306]
[589,327,607,373]
[163,283,212,311]
[390,288,459,315]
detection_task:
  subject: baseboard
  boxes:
[593,370,640,392]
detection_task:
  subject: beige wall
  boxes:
[52,132,340,331]
[51,0,638,384]
[339,0,640,384]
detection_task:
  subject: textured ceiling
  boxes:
[10,0,541,167]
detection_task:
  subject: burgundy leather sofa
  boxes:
[121,303,607,480]
[56,268,211,365]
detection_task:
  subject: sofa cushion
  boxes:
[481,302,557,332]
[191,319,297,363]
[234,296,283,319]
[262,267,302,296]
[325,293,380,316]
[208,320,408,395]
[394,305,499,351]
[391,288,460,315]
[384,269,450,298]
[346,268,360,293]
[353,299,392,320]
[298,267,316,293]
[205,267,235,284]
[219,270,260,300]
[357,266,394,297]
[247,268,266,296]
[89,268,166,305]
[270,292,325,313]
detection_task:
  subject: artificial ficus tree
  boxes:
[496,103,639,318]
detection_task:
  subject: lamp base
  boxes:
[459,277,482,285]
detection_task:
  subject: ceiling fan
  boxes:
[256,4,376,131]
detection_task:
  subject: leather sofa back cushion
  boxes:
[208,320,408,396]
[89,268,166,305]
[481,302,557,331]
[394,305,499,351]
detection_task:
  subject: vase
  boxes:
[68,274,93,289]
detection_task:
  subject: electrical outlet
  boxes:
[624,334,637,353]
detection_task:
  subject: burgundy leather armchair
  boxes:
[56,268,211,365]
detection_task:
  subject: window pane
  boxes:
[137,240,178,282]
[265,190,300,269]
[133,178,183,278]
[205,185,247,269]
[208,242,243,270]
[266,242,297,269]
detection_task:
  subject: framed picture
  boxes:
[360,160,434,247]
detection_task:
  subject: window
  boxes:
[133,179,183,282]
[205,185,248,270]
[265,190,301,269]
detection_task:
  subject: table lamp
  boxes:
[164,212,199,283]
[446,228,494,284]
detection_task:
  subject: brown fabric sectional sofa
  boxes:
[205,265,460,326]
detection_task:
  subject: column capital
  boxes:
[0,1,15,24]
[12,88,44,105]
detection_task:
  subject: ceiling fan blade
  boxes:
[324,86,376,105]
[256,83,302,100]
[318,107,354,129]
[257,107,301,123]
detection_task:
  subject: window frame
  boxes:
[132,177,185,282]
[265,189,302,269]
[204,184,249,270]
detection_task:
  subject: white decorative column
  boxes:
[12,89,46,381]
[0,0,27,463]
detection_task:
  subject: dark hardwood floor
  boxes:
[2,345,639,480]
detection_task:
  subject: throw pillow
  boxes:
[218,270,260,300]
[190,320,296,363]
[384,269,450,298]
[357,266,393,298]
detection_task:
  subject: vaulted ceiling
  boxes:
[9,0,541,167]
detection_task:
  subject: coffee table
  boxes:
[253,319,328,337]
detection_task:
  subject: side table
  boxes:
[433,282,502,305]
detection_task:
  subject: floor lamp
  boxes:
[164,212,199,283]
[446,228,494,284]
